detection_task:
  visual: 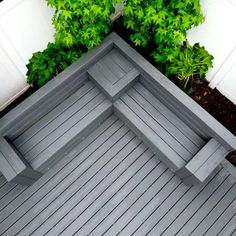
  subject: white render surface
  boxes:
[187,0,236,104]
[0,0,54,111]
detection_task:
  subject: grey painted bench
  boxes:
[0,137,42,185]
[0,32,235,186]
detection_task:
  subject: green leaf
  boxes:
[126,19,135,29]
[83,8,90,16]
[62,10,72,20]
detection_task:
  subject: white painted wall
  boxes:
[0,0,54,111]
[187,0,236,104]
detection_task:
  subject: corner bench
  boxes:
[0,137,42,186]
[114,83,229,185]
[0,32,235,186]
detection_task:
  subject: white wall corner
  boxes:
[209,46,236,89]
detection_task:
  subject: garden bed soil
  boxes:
[191,82,236,166]
[1,21,236,167]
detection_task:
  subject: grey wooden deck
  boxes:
[12,81,112,172]
[0,32,236,235]
[0,115,235,236]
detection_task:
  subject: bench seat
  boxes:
[0,137,42,185]
[114,82,206,172]
[12,81,112,173]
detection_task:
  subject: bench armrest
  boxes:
[176,138,228,185]
[0,137,42,186]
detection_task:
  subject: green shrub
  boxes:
[27,0,120,87]
[164,42,214,92]
[26,43,82,87]
[47,0,119,49]
[123,0,204,48]
[123,0,213,91]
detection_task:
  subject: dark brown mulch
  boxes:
[190,82,236,166]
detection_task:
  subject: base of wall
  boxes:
[0,84,29,112]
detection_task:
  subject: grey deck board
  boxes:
[24,91,104,159]
[161,169,231,236]
[121,92,193,160]
[103,53,126,79]
[57,146,153,236]
[109,49,132,72]
[204,198,236,236]
[25,135,143,236]
[133,183,190,236]
[109,48,133,73]
[129,86,200,154]
[0,116,122,234]
[0,116,235,236]
[218,215,236,236]
[13,81,95,148]
[113,32,236,150]
[20,86,101,156]
[89,159,165,235]
[1,120,130,235]
[26,96,112,171]
[141,168,221,235]
[0,182,16,200]
[133,82,205,148]
[88,48,139,101]
[0,175,6,188]
[102,167,172,236]
[0,184,26,212]
[195,145,228,180]
[0,116,119,224]
[95,61,120,84]
[176,175,235,236]
[117,176,182,236]
[89,49,134,86]
[114,98,186,170]
[191,184,236,236]
[71,156,158,236]
[7,127,133,236]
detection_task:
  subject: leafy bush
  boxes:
[164,42,214,92]
[27,0,120,87]
[47,0,119,49]
[123,0,213,91]
[123,0,204,48]
[26,43,82,87]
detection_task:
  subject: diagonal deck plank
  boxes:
[0,116,235,236]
